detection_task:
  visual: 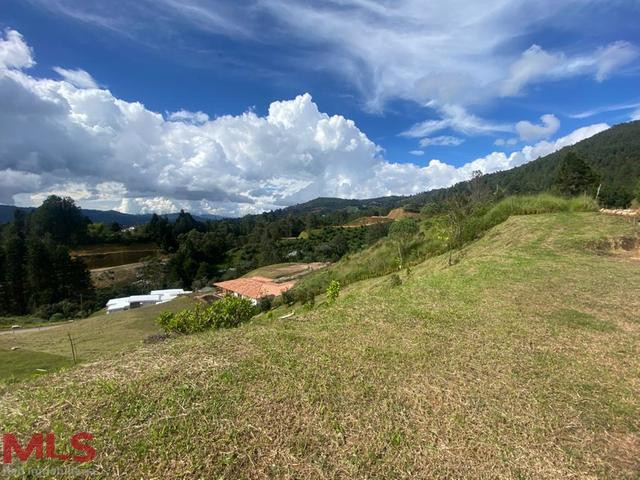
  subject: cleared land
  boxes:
[242,262,329,280]
[1,213,639,478]
[0,296,194,383]
[343,207,420,227]
[90,261,145,288]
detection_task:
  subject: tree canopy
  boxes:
[29,195,88,245]
[553,152,600,197]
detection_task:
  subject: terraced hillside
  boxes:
[1,212,639,479]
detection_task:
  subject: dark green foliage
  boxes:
[145,213,178,251]
[3,211,27,314]
[482,121,640,207]
[0,204,94,317]
[167,230,229,287]
[388,274,402,287]
[24,235,93,316]
[365,221,390,244]
[553,152,600,197]
[173,210,205,236]
[157,295,255,334]
[599,185,634,209]
[257,295,274,312]
[28,196,88,245]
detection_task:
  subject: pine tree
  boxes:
[29,195,88,245]
[0,244,8,315]
[554,152,600,197]
[25,234,54,309]
[3,210,27,314]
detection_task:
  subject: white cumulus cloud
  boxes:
[516,114,560,141]
[53,67,99,89]
[0,29,613,216]
[0,29,34,70]
[168,109,210,124]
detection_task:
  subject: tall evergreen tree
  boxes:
[3,210,27,314]
[0,244,8,315]
[553,152,600,197]
[25,234,57,309]
[29,195,88,245]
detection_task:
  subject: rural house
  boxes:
[213,276,295,305]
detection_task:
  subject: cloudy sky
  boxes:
[1,1,639,216]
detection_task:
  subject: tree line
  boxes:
[0,197,93,319]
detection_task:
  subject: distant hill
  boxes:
[280,196,406,215]
[389,120,640,209]
[276,121,640,214]
[0,205,222,226]
[483,120,640,204]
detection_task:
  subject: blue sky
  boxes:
[1,0,639,215]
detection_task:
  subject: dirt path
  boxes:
[91,262,145,273]
[0,321,73,336]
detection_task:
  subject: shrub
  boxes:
[49,313,65,323]
[157,295,255,334]
[326,280,341,303]
[258,295,274,312]
[35,301,82,320]
[388,274,402,287]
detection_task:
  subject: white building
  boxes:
[106,289,192,314]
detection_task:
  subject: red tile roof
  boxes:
[213,277,295,300]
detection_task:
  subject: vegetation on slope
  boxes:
[0,211,638,478]
[289,194,599,303]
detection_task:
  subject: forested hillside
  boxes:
[482,120,640,206]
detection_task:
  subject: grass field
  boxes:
[0,314,44,329]
[0,296,194,383]
[1,212,639,478]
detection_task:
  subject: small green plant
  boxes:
[326,280,341,303]
[389,218,419,270]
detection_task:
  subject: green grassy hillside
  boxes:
[292,194,599,300]
[0,296,194,383]
[1,212,639,478]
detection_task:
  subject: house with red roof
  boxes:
[213,276,295,305]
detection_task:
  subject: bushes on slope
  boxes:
[157,295,255,334]
[289,194,599,303]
